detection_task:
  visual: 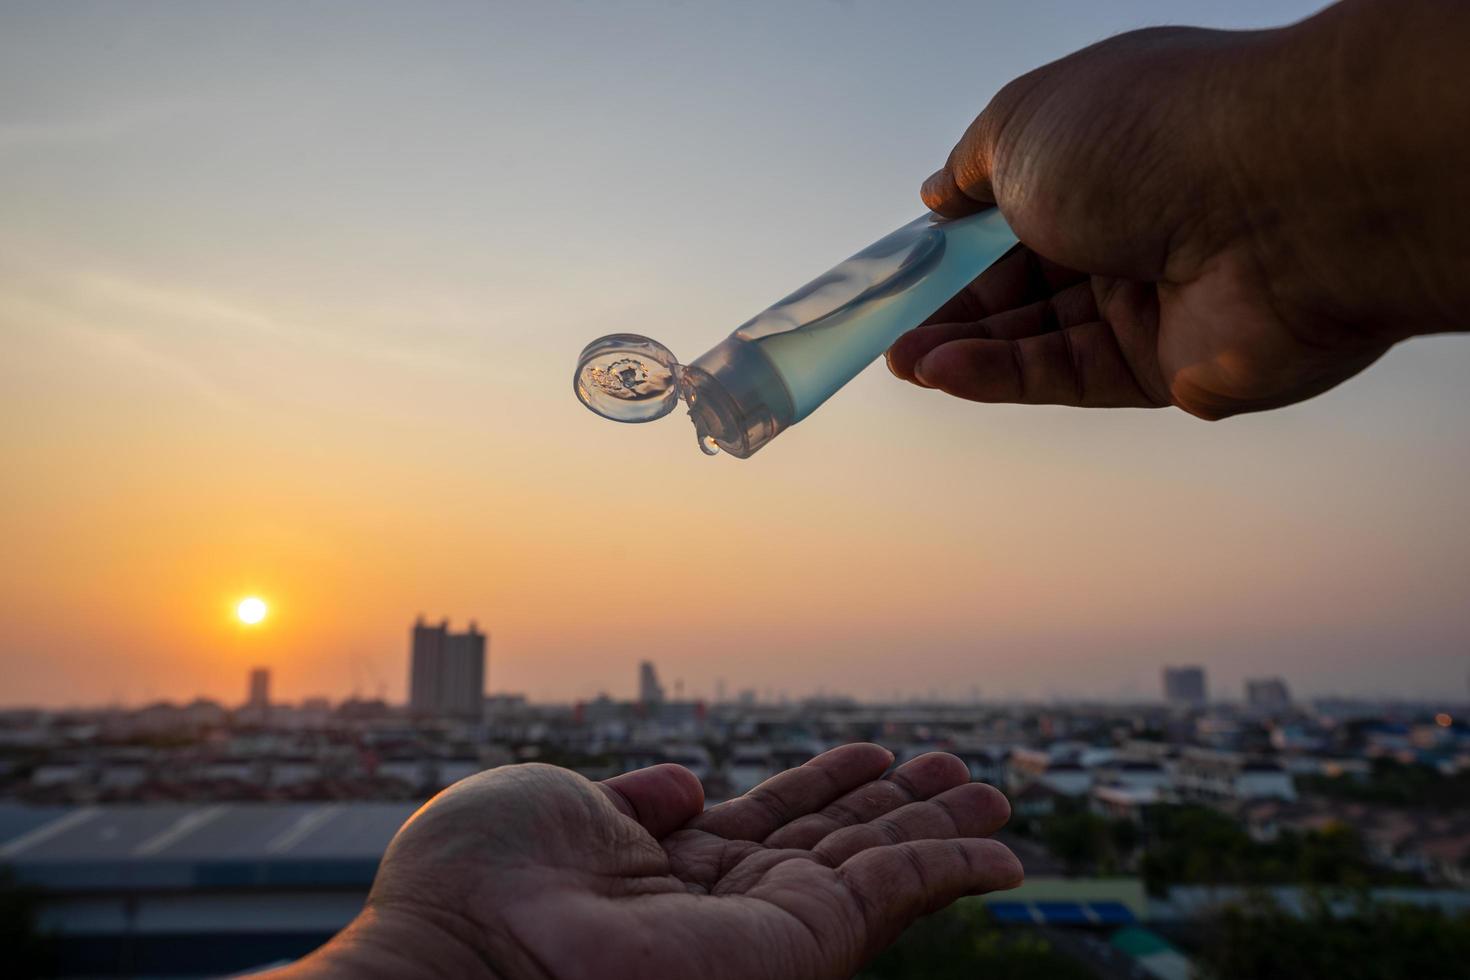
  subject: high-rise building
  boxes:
[408,617,487,720]
[638,661,665,706]
[1245,677,1292,712]
[1162,666,1207,707]
[247,668,270,710]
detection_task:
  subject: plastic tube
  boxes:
[574,206,1017,458]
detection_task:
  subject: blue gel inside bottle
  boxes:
[574,207,1018,458]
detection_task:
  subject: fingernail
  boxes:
[921,168,950,210]
[913,351,937,387]
[884,348,903,379]
[988,842,1026,889]
[1001,863,1025,890]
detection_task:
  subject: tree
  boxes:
[1042,810,1115,875]
[860,902,1095,980]
[1198,896,1470,980]
[0,869,55,979]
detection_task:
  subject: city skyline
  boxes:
[3,0,1467,708]
[7,614,1465,978]
[5,646,1467,714]
[3,612,1465,707]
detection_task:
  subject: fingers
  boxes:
[838,838,1024,960]
[814,782,1011,865]
[921,80,1020,218]
[763,752,970,850]
[709,847,824,896]
[889,266,1171,408]
[599,764,706,839]
[922,164,990,218]
[888,279,1098,384]
[910,319,1164,408]
[692,743,894,842]
[917,244,1088,331]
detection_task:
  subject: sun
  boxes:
[236,596,268,626]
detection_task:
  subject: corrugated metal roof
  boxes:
[0,803,418,892]
[0,803,416,860]
[0,803,72,846]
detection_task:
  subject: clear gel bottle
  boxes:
[574,206,1018,458]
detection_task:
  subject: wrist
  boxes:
[274,906,510,980]
[1218,2,1470,344]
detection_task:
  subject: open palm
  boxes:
[285,744,1019,980]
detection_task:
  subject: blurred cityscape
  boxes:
[3,619,1469,977]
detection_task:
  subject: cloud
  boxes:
[73,271,480,375]
[0,246,481,422]
[0,289,246,415]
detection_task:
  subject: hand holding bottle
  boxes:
[889,0,1470,418]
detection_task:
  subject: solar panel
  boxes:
[983,902,1035,924]
[1088,901,1137,924]
[1034,901,1090,925]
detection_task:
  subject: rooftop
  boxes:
[0,802,416,891]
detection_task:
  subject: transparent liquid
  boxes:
[716,207,1015,422]
[574,207,1018,457]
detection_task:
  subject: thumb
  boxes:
[922,160,993,218]
[921,89,1010,218]
[599,763,706,838]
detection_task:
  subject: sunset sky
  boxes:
[3,0,1466,708]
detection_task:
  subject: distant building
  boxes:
[727,744,778,795]
[248,668,270,710]
[1097,759,1170,794]
[1090,784,1161,824]
[1006,748,1093,797]
[1010,780,1061,818]
[484,693,527,714]
[1171,748,1296,803]
[1162,666,1207,708]
[408,617,487,720]
[1245,677,1292,713]
[125,699,231,735]
[638,661,665,707]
